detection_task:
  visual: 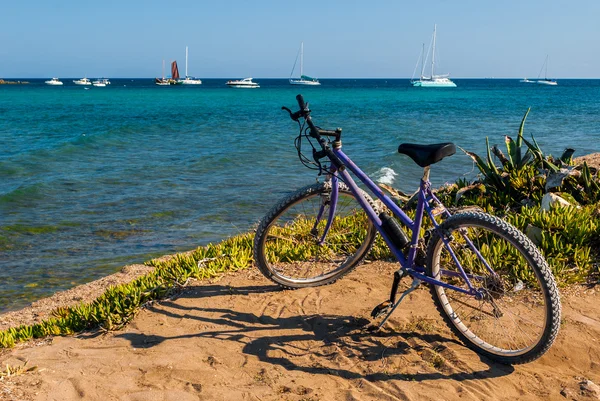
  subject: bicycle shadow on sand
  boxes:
[115,284,515,382]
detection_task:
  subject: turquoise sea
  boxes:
[1,78,599,313]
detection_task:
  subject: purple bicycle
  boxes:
[253,95,561,364]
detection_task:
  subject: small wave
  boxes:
[0,183,46,206]
[58,129,132,155]
[374,167,397,185]
[0,161,25,178]
[24,126,140,163]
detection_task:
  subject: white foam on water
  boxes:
[374,167,397,185]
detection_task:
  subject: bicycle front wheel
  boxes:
[253,182,377,289]
[426,211,561,364]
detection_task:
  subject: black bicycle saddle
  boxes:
[398,143,456,168]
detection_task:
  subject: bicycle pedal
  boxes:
[370,300,392,319]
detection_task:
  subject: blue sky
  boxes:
[1,0,599,78]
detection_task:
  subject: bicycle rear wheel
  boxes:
[426,211,561,364]
[253,182,377,289]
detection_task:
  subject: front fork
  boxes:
[317,174,339,245]
[310,173,339,245]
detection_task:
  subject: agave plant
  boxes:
[491,108,533,171]
[461,108,596,209]
[464,137,507,192]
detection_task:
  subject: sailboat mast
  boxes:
[420,43,425,79]
[300,42,304,77]
[185,46,188,78]
[537,55,549,79]
[431,24,437,78]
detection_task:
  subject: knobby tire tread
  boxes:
[426,211,561,365]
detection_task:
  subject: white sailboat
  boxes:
[289,42,321,86]
[180,46,202,85]
[536,55,557,86]
[155,59,171,85]
[410,25,456,88]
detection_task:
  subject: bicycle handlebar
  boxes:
[281,95,310,122]
[283,94,346,171]
[296,94,307,112]
[284,94,322,137]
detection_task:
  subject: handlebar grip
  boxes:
[296,94,307,111]
[318,129,340,137]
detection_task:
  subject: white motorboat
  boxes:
[92,78,110,87]
[289,42,321,86]
[410,25,456,88]
[519,78,534,83]
[226,78,260,88]
[180,46,202,85]
[45,77,63,86]
[73,77,92,85]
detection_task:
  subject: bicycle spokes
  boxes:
[428,214,557,361]
[258,185,376,285]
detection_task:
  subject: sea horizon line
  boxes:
[3,77,600,80]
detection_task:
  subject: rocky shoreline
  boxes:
[0,79,30,85]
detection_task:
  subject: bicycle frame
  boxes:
[321,147,485,297]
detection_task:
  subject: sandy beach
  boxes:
[1,261,599,401]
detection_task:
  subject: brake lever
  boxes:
[281,106,296,121]
[281,106,302,122]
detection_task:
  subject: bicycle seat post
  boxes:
[422,166,431,183]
